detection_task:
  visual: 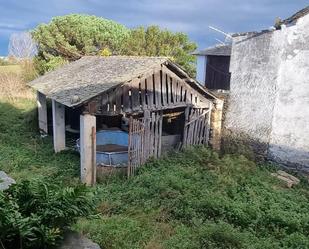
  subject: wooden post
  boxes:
[183,106,190,147]
[37,91,48,134]
[52,100,66,152]
[80,114,96,186]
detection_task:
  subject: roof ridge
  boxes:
[81,55,169,59]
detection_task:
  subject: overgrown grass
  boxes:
[75,148,309,249]
[0,65,22,74]
[0,99,80,183]
[1,98,309,248]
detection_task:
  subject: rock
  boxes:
[0,171,15,190]
[58,232,100,249]
[271,170,300,188]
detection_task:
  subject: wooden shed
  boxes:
[194,45,231,90]
[29,56,223,184]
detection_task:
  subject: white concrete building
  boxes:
[196,6,309,172]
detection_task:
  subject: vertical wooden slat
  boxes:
[147,75,154,109]
[154,113,158,158]
[183,107,190,147]
[193,110,199,145]
[101,92,108,112]
[184,87,188,104]
[141,78,147,109]
[205,111,211,145]
[131,79,140,111]
[202,112,208,144]
[144,110,150,161]
[154,72,161,108]
[166,76,170,105]
[157,111,163,157]
[123,84,131,113]
[161,70,167,106]
[197,109,203,145]
[197,110,204,145]
[127,116,133,178]
[175,81,179,103]
[150,112,155,156]
[115,86,122,113]
[194,109,200,145]
[108,89,115,113]
[171,78,176,105]
[189,109,196,145]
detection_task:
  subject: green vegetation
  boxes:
[32,14,197,75]
[32,14,130,74]
[0,99,95,248]
[0,99,80,182]
[1,97,309,249]
[123,26,197,76]
[0,179,95,249]
[75,149,309,249]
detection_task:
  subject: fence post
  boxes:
[80,114,96,186]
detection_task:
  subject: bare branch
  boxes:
[8,32,37,59]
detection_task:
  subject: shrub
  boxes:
[0,179,95,249]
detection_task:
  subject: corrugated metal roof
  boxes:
[192,44,231,56]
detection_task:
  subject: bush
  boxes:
[0,179,95,249]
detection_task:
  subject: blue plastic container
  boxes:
[77,130,129,167]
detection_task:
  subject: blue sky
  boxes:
[0,0,307,55]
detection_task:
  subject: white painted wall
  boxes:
[196,55,207,85]
[268,15,309,170]
[225,14,309,171]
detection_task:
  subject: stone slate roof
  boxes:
[192,44,231,56]
[29,56,217,107]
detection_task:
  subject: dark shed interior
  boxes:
[205,55,231,90]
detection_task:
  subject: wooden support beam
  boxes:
[52,100,66,152]
[80,114,96,186]
[37,91,48,134]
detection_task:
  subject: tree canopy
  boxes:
[123,26,197,75]
[32,14,197,76]
[32,14,129,73]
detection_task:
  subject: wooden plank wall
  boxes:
[183,107,211,147]
[93,66,210,115]
[127,111,163,177]
[127,117,144,177]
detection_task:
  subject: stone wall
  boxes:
[224,14,309,171]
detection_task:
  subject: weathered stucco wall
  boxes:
[225,31,281,157]
[268,15,309,171]
[225,14,309,171]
